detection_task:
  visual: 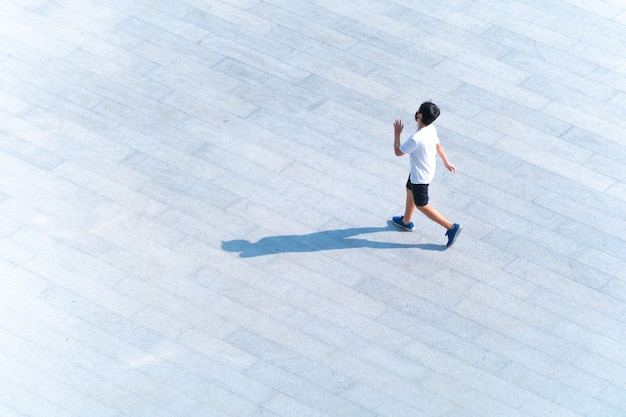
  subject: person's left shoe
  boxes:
[392,216,415,231]
[445,223,462,247]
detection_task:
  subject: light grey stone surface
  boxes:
[1,0,625,416]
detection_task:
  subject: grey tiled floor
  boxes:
[1,1,626,416]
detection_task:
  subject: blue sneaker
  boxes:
[445,223,462,247]
[392,216,414,231]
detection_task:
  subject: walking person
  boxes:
[392,101,462,247]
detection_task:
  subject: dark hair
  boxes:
[416,102,440,126]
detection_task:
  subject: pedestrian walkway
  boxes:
[1,1,625,416]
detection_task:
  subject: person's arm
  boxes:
[394,119,404,156]
[436,143,456,173]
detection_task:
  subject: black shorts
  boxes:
[406,176,429,206]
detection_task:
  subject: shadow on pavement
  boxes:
[222,222,446,258]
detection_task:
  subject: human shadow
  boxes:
[222,222,446,258]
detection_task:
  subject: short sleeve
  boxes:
[399,137,417,154]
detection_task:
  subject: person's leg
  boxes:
[394,177,415,228]
[418,204,462,247]
[411,183,453,230]
[416,205,453,230]
[409,183,462,246]
[403,187,416,224]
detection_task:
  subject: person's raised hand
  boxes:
[394,119,404,135]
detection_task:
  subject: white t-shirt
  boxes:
[399,124,439,184]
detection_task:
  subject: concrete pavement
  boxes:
[1,0,625,416]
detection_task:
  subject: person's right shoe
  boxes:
[392,216,415,231]
[445,223,462,247]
